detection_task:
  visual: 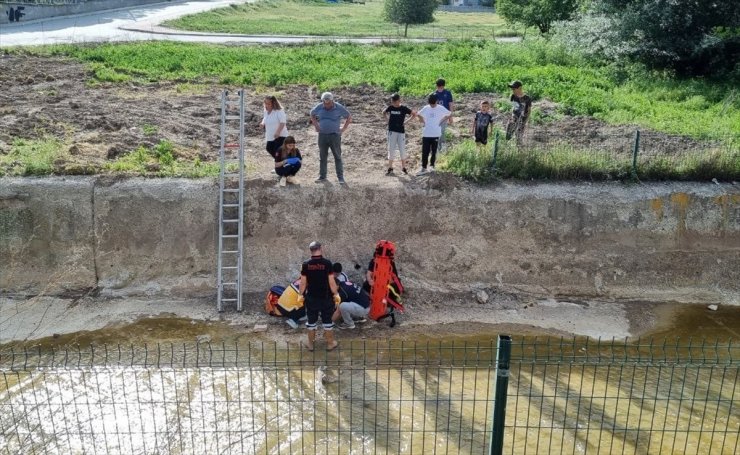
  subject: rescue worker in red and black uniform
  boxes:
[298,241,340,351]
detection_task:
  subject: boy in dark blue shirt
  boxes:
[432,78,454,151]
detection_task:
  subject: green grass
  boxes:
[0,138,221,177]
[106,140,221,177]
[22,40,739,139]
[164,0,517,38]
[441,137,740,181]
[0,138,66,176]
[141,123,158,136]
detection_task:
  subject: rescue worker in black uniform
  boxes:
[298,241,340,351]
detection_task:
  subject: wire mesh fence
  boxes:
[1,338,738,454]
[474,129,740,181]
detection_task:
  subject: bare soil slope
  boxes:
[0,55,703,182]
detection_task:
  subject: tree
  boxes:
[557,0,740,77]
[497,0,581,34]
[383,0,438,38]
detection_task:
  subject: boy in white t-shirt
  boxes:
[415,94,451,175]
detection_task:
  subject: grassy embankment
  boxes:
[164,0,518,38]
[3,40,738,180]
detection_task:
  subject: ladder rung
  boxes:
[222,235,240,238]
[222,266,238,270]
[220,298,238,302]
[222,219,239,223]
[224,143,240,148]
[221,250,239,253]
[225,116,241,120]
[221,282,238,285]
[223,173,242,178]
[223,204,240,207]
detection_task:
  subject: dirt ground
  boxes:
[0,54,707,181]
[2,55,738,346]
[4,292,740,348]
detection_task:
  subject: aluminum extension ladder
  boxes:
[217,89,246,312]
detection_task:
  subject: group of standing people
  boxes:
[259,78,531,185]
[382,78,455,176]
[260,92,351,186]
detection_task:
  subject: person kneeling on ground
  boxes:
[331,261,349,283]
[264,279,308,329]
[275,136,302,187]
[332,263,370,330]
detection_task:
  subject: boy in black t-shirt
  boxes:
[472,100,494,151]
[299,241,340,351]
[505,80,532,145]
[383,93,416,175]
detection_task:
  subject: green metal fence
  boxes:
[485,130,740,181]
[1,337,738,454]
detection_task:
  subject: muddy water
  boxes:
[6,302,739,350]
[1,304,739,454]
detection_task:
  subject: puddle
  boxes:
[1,315,251,350]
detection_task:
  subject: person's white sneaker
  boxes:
[429,166,435,173]
[286,319,298,329]
[415,168,428,176]
[279,177,287,187]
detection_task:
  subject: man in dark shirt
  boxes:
[332,273,371,329]
[505,80,532,145]
[383,93,416,175]
[299,241,340,351]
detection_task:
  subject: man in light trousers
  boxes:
[310,92,352,184]
[332,267,370,330]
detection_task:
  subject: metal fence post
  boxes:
[492,130,500,173]
[490,334,512,455]
[632,129,640,178]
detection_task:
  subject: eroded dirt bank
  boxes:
[2,178,738,305]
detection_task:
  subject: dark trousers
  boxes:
[305,296,335,329]
[277,306,306,322]
[275,162,301,177]
[266,137,286,159]
[317,133,343,180]
[421,137,439,168]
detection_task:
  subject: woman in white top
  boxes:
[260,95,289,159]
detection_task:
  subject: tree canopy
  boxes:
[558,0,740,77]
[383,0,438,37]
[497,0,581,34]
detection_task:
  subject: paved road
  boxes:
[0,0,252,47]
[0,0,518,47]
